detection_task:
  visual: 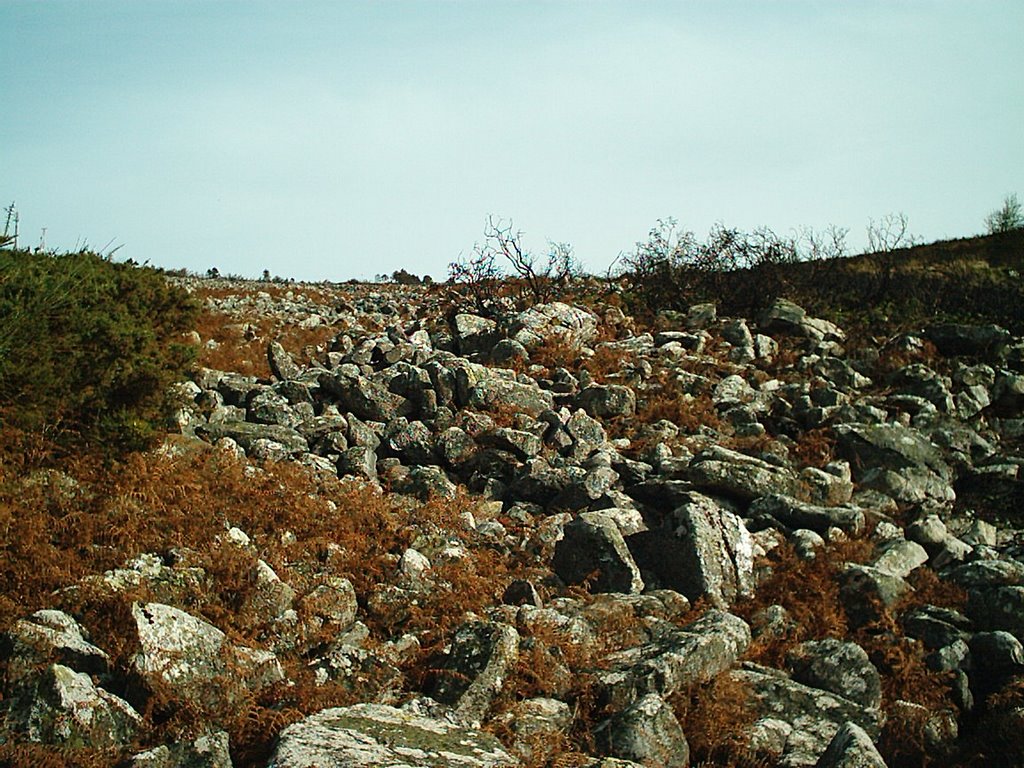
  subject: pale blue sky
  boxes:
[2,1,1021,281]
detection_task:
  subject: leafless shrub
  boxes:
[866,212,918,253]
[796,224,850,261]
[447,217,579,314]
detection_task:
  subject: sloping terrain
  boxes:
[1,234,1024,767]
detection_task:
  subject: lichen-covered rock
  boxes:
[749,494,865,536]
[197,420,309,455]
[787,639,882,710]
[338,444,378,480]
[595,693,689,768]
[813,721,888,768]
[300,576,358,632]
[321,371,412,422]
[2,610,109,686]
[384,417,438,464]
[507,301,599,350]
[627,492,753,608]
[452,313,500,356]
[268,339,303,381]
[432,620,519,724]
[553,511,645,594]
[3,663,141,749]
[129,729,233,768]
[497,697,572,763]
[248,387,303,428]
[267,703,517,767]
[840,565,912,628]
[732,664,882,767]
[924,323,1011,358]
[761,299,846,343]
[598,610,751,707]
[967,585,1024,640]
[868,538,929,579]
[468,376,554,416]
[834,423,953,508]
[578,384,637,418]
[482,427,543,460]
[131,602,284,710]
[686,446,803,502]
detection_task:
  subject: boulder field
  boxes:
[4,281,1024,767]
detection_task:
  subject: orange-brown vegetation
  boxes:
[0,434,517,765]
[193,306,337,378]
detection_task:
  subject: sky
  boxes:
[2,1,1021,282]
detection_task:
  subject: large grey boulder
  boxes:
[553,512,645,594]
[3,663,141,749]
[686,446,803,502]
[383,417,438,464]
[814,721,888,768]
[968,631,1024,699]
[835,423,950,478]
[967,585,1024,640]
[787,639,882,710]
[321,371,411,422]
[129,730,233,768]
[497,697,572,764]
[299,576,359,635]
[924,323,1011,358]
[732,664,882,767]
[840,565,912,627]
[834,423,953,507]
[268,339,303,381]
[197,420,309,455]
[131,602,284,710]
[467,376,554,416]
[248,387,303,428]
[267,703,517,767]
[598,610,751,708]
[2,610,108,686]
[507,301,600,350]
[761,299,846,344]
[452,313,500,356]
[432,621,520,724]
[595,693,689,768]
[626,492,754,608]
[868,539,928,579]
[749,494,865,536]
[578,384,637,418]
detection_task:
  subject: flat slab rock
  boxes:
[268,703,517,767]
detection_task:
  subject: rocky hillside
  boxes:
[2,251,1024,767]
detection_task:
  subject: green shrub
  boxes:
[0,248,197,453]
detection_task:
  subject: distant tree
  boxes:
[262,269,272,281]
[206,267,220,278]
[985,193,1023,234]
[391,268,423,285]
[866,212,918,253]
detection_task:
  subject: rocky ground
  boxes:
[3,277,1024,767]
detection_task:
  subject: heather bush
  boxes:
[0,248,197,453]
[620,219,801,317]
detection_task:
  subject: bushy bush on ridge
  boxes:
[0,248,197,453]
